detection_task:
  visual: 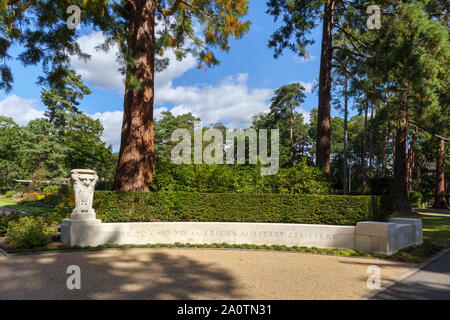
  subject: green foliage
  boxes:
[4,190,14,198]
[154,111,200,162]
[94,191,392,225]
[252,111,311,168]
[42,185,62,196]
[0,212,20,236]
[42,69,91,127]
[266,0,324,59]
[0,113,116,187]
[369,176,396,196]
[30,168,48,192]
[153,160,331,194]
[409,190,422,208]
[6,216,56,248]
[0,0,250,89]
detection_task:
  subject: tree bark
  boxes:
[361,97,368,194]
[433,138,449,209]
[393,96,412,214]
[343,60,349,195]
[381,122,389,176]
[381,104,390,176]
[316,0,335,177]
[113,0,156,191]
[369,102,374,178]
[290,106,294,165]
[407,127,417,191]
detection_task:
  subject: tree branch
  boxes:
[334,22,368,49]
[332,46,372,59]
[408,120,450,142]
[155,0,182,16]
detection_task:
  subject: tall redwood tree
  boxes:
[0,0,250,191]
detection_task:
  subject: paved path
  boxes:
[0,206,31,217]
[0,206,16,216]
[416,208,450,216]
[0,248,416,300]
[373,250,450,300]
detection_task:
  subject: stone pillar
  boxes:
[61,169,102,246]
[70,169,99,221]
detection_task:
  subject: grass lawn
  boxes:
[0,198,56,215]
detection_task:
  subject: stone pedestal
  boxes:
[70,169,99,221]
[61,169,101,246]
[61,219,102,246]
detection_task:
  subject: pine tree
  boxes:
[269,83,306,165]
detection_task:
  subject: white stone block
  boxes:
[389,218,423,245]
[61,221,357,250]
[355,222,399,255]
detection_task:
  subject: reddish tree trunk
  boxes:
[369,102,374,177]
[381,122,389,176]
[407,128,417,191]
[113,0,156,191]
[361,97,368,194]
[393,98,412,213]
[316,0,335,177]
[433,138,449,209]
[343,60,349,194]
[290,106,294,164]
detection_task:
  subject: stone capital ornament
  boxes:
[70,169,99,221]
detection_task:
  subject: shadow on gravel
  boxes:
[0,249,240,300]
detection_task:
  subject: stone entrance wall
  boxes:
[61,219,422,255]
[61,169,423,255]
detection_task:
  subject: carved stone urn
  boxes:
[70,169,98,221]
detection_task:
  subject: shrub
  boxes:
[0,212,20,236]
[409,190,422,208]
[153,160,332,194]
[4,190,15,198]
[43,194,63,206]
[42,185,73,206]
[21,192,45,202]
[42,211,69,226]
[6,216,56,248]
[42,185,62,196]
[94,191,392,225]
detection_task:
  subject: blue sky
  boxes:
[0,1,334,151]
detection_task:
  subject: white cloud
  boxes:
[71,31,197,92]
[90,110,123,150]
[69,32,315,149]
[299,81,314,94]
[159,73,273,128]
[0,95,44,125]
[71,32,124,91]
[293,55,317,64]
[90,107,169,150]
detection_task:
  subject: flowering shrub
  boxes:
[22,192,45,202]
[56,194,75,218]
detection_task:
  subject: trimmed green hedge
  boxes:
[93,191,392,226]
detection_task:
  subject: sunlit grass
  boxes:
[0,198,56,215]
